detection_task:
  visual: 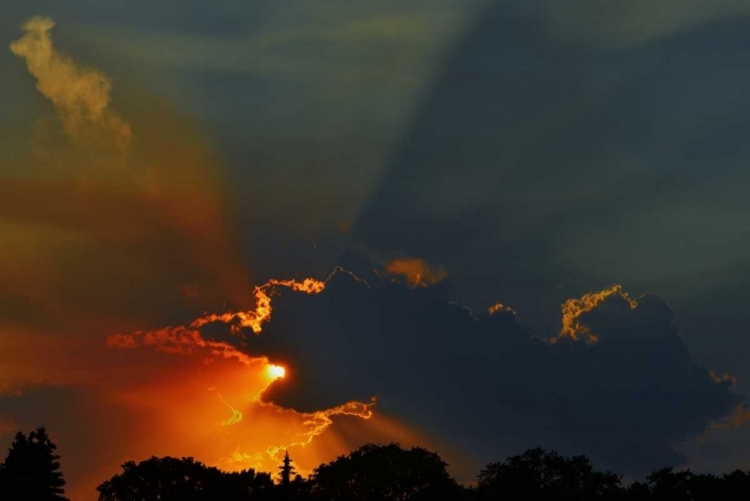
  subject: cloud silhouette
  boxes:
[200,269,745,476]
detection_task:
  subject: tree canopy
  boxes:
[476,447,623,501]
[309,442,461,501]
[96,456,273,501]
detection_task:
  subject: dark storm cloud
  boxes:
[198,270,742,476]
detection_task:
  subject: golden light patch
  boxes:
[383,257,446,288]
[555,284,637,344]
[487,302,516,315]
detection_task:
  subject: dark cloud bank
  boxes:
[201,269,743,478]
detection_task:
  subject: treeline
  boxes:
[2,426,750,500]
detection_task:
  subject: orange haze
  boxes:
[0,17,438,501]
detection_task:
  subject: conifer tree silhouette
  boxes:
[279,451,296,490]
[0,426,68,501]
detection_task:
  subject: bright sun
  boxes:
[268,364,286,379]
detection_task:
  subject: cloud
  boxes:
[224,269,743,476]
[487,303,516,315]
[10,16,132,152]
[381,257,447,288]
[710,371,740,388]
[700,404,750,440]
[119,264,738,477]
[556,284,637,344]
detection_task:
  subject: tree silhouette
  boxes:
[645,468,693,501]
[309,442,461,501]
[288,474,310,501]
[624,480,651,500]
[279,451,296,489]
[640,467,740,501]
[225,469,275,500]
[718,470,750,501]
[0,426,68,501]
[276,451,309,500]
[96,456,276,501]
[477,447,622,501]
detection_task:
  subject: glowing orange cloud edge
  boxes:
[107,267,376,462]
[554,284,638,344]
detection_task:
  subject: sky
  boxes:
[2,1,750,499]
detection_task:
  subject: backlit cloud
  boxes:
[247,270,744,475]
[382,257,447,288]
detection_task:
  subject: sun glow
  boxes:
[268,364,286,379]
[3,16,394,499]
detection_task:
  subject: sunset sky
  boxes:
[2,1,750,500]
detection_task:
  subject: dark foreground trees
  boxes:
[96,456,274,501]
[0,426,68,501]
[9,426,750,501]
[84,443,750,501]
[476,447,623,501]
[309,442,463,501]
[627,467,750,501]
[474,450,750,501]
[95,444,461,501]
